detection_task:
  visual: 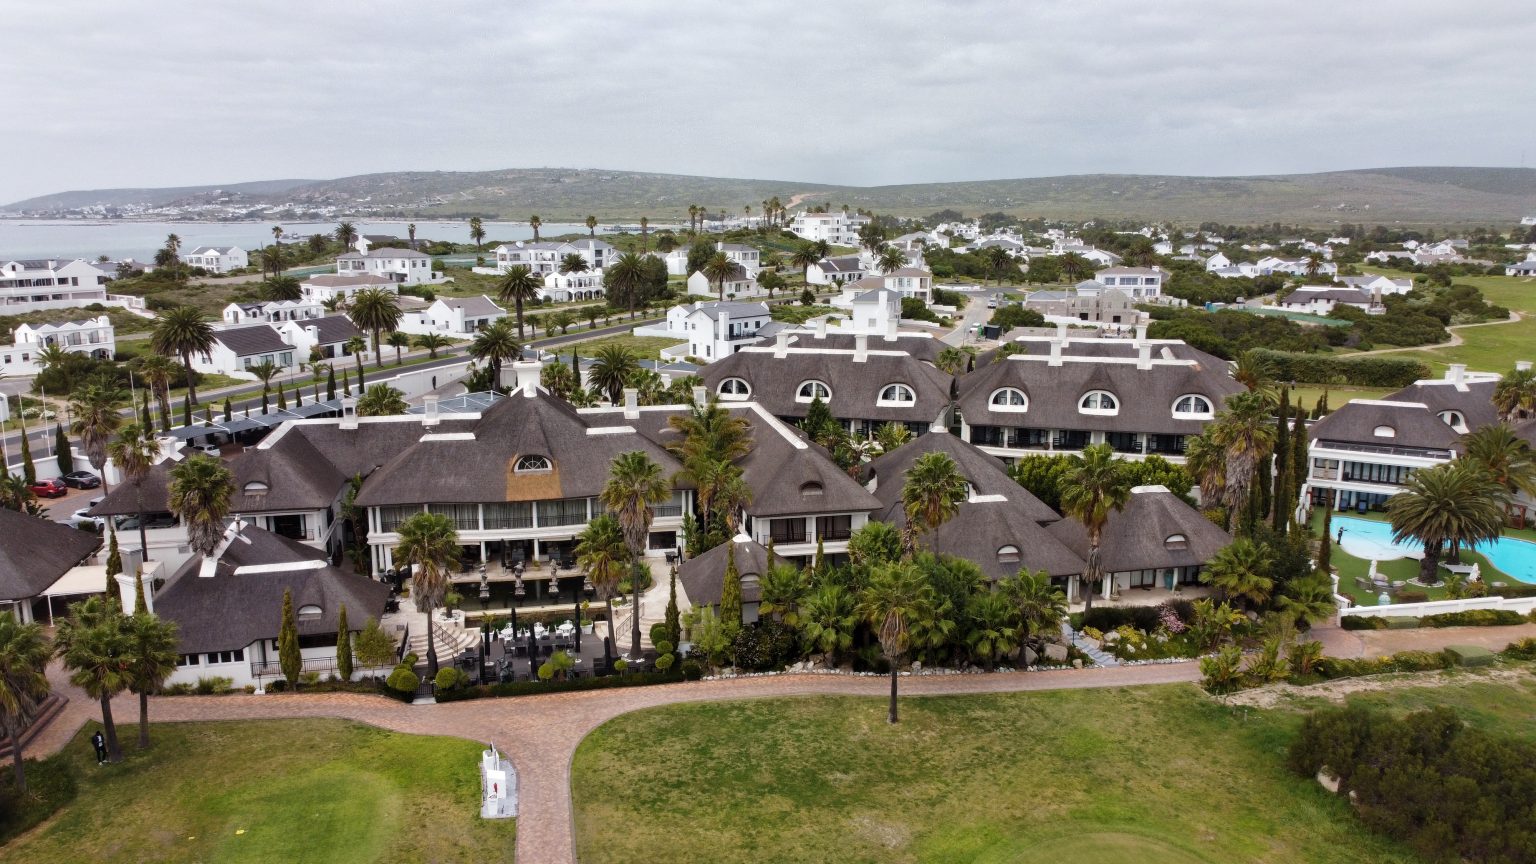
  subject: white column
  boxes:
[1101,574,1112,600]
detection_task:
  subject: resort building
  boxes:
[183,246,248,274]
[3,315,115,374]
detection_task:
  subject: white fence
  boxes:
[1339,595,1536,618]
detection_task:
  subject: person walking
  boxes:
[92,730,107,764]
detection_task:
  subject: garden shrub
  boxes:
[1341,615,1388,630]
[1250,349,1428,387]
[1503,637,1536,660]
[1422,609,1525,628]
[654,653,675,673]
[193,676,234,695]
[434,667,469,691]
[1395,590,1429,605]
[1080,605,1162,634]
[432,671,687,702]
[649,622,671,646]
[1385,616,1421,630]
[386,665,420,694]
[680,659,703,680]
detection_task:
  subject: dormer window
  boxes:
[1438,410,1467,433]
[1372,425,1396,439]
[1164,534,1188,551]
[1172,394,1213,418]
[718,377,751,399]
[800,482,824,497]
[989,388,1028,412]
[796,380,831,403]
[243,481,269,495]
[297,604,323,619]
[1079,390,1119,415]
[997,545,1021,564]
[878,383,915,406]
[516,455,552,472]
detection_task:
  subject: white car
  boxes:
[67,497,106,531]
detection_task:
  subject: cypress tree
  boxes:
[342,369,352,397]
[664,567,681,648]
[294,387,303,407]
[1256,450,1272,529]
[104,525,122,596]
[139,389,152,429]
[1290,412,1308,512]
[133,567,146,615]
[279,587,301,687]
[720,542,742,630]
[812,537,826,580]
[223,397,232,421]
[1318,498,1334,573]
[1272,390,1290,531]
[261,390,270,414]
[182,394,192,427]
[203,405,213,427]
[18,426,35,485]
[54,424,74,474]
[277,383,287,410]
[336,603,353,681]
[326,368,337,400]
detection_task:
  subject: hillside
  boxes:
[7,166,1535,226]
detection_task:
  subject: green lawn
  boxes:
[0,719,513,864]
[571,685,1422,864]
[1342,267,1536,375]
[1286,384,1396,414]
[572,335,684,361]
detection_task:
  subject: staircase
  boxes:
[407,620,479,661]
[1061,621,1119,667]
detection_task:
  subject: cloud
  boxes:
[3,0,1532,202]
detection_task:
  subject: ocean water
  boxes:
[0,219,607,262]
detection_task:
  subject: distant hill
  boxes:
[7,167,1535,226]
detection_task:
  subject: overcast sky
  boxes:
[5,0,1533,202]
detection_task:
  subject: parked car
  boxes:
[28,478,67,498]
[62,471,101,489]
[67,508,104,531]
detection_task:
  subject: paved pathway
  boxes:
[1061,621,1119,666]
[33,660,1199,864]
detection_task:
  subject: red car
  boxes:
[28,478,67,498]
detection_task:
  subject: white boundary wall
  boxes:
[1340,595,1536,618]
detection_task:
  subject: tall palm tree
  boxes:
[107,423,158,557]
[1059,443,1132,612]
[387,331,411,366]
[1200,538,1274,610]
[585,215,598,237]
[899,451,967,556]
[602,252,648,316]
[55,596,129,763]
[1183,431,1226,508]
[576,514,630,641]
[134,353,178,433]
[468,319,521,391]
[407,223,417,246]
[789,243,820,284]
[413,332,450,359]
[875,246,908,275]
[1232,350,1278,404]
[495,265,542,340]
[167,454,233,558]
[701,252,737,301]
[600,451,671,657]
[348,288,402,368]
[857,562,934,724]
[529,214,542,242]
[999,568,1067,666]
[559,253,590,278]
[260,246,284,279]
[69,383,124,494]
[393,511,459,676]
[687,205,699,235]
[468,216,485,250]
[334,221,358,248]
[1209,391,1277,531]
[265,275,302,301]
[1059,252,1090,282]
[0,612,51,790]
[123,610,178,749]
[150,306,214,405]
[356,383,408,417]
[1464,423,1536,501]
[588,344,639,404]
[1494,366,1536,423]
[1388,462,1509,583]
[639,216,649,252]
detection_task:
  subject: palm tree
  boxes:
[639,216,649,252]
[407,223,417,246]
[585,215,598,237]
[1209,391,1277,532]
[69,383,124,494]
[1200,538,1274,610]
[1059,252,1090,281]
[602,252,648,316]
[701,252,737,301]
[344,336,368,390]
[167,454,233,558]
[789,242,820,284]
[986,246,1019,283]
[576,514,630,640]
[1058,443,1132,612]
[900,451,967,556]
[1184,431,1226,508]
[1464,423,1536,501]
[107,424,158,557]
[160,234,183,280]
[874,246,907,275]
[857,562,934,723]
[387,331,411,366]
[467,319,521,391]
[413,332,450,359]
[1232,350,1278,403]
[260,246,284,280]
[348,288,402,368]
[600,451,671,657]
[134,353,178,433]
[1494,366,1536,423]
[123,610,178,749]
[150,306,214,404]
[334,221,358,248]
[248,359,280,413]
[999,568,1067,666]
[393,512,459,676]
[0,612,51,790]
[1388,462,1510,584]
[588,344,639,404]
[55,596,129,763]
[687,205,699,235]
[967,592,1019,670]
[468,216,485,251]
[799,583,855,663]
[265,275,302,301]
[559,253,590,278]
[495,265,542,340]
[356,384,407,416]
[529,214,542,242]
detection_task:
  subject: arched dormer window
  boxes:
[877,383,915,406]
[1172,394,1213,417]
[989,387,1028,412]
[297,604,323,619]
[1372,425,1396,439]
[1438,410,1467,433]
[515,455,552,472]
[796,380,831,403]
[717,377,751,399]
[1079,390,1119,415]
[800,482,824,497]
[1164,534,1188,551]
[997,545,1021,564]
[243,481,269,495]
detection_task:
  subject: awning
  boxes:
[43,564,111,598]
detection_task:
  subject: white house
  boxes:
[882,267,934,303]
[1337,274,1414,297]
[1277,286,1379,315]
[789,211,869,246]
[300,274,399,304]
[183,246,249,274]
[334,247,435,285]
[890,231,949,251]
[663,243,762,277]
[398,295,506,336]
[275,314,363,362]
[0,259,111,313]
[1205,252,1232,272]
[1302,399,1461,513]
[1093,266,1164,300]
[1256,256,1338,277]
[539,271,605,303]
[806,255,867,286]
[195,324,300,378]
[1505,260,1536,277]
[222,299,324,325]
[681,301,772,362]
[686,265,758,299]
[484,239,618,276]
[2,316,115,375]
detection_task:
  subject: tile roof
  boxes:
[0,509,101,601]
[303,314,362,345]
[336,248,429,260]
[1046,485,1232,573]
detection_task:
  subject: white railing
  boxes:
[1339,595,1536,618]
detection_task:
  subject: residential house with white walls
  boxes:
[1277,286,1381,315]
[183,246,249,274]
[789,210,869,246]
[484,239,618,276]
[397,295,506,336]
[686,264,758,299]
[539,271,605,303]
[1301,399,1461,513]
[1256,256,1338,277]
[300,273,399,304]
[1337,274,1415,296]
[658,300,773,362]
[0,259,111,312]
[2,316,115,375]
[222,299,324,325]
[194,324,300,378]
[334,246,435,285]
[275,314,363,362]
[805,255,868,286]
[1092,266,1164,300]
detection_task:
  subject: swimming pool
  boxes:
[1333,516,1536,584]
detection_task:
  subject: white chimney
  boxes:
[718,310,730,345]
[1134,323,1148,343]
[340,397,358,429]
[422,395,440,426]
[512,360,542,397]
[774,330,789,358]
[884,315,899,341]
[1448,363,1467,389]
[623,387,639,419]
[1517,361,1533,372]
[1136,342,1153,370]
[815,317,827,339]
[692,385,708,407]
[853,334,868,363]
[1055,321,1069,345]
[1048,339,1063,367]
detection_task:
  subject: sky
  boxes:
[5,0,1534,203]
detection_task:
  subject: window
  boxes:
[297,605,322,620]
[1372,425,1396,438]
[1438,410,1467,432]
[796,380,831,402]
[718,377,751,398]
[878,383,915,405]
[1172,394,1213,417]
[997,545,1021,564]
[177,654,200,668]
[515,455,551,472]
[378,504,421,533]
[1164,534,1188,551]
[205,649,245,664]
[243,481,269,495]
[1079,390,1119,415]
[800,482,824,497]
[537,498,589,527]
[989,388,1028,412]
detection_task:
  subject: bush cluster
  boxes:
[1421,609,1527,628]
[1249,349,1429,387]
[434,670,685,703]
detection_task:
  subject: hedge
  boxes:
[1314,650,1452,679]
[1341,615,1388,630]
[1421,609,1527,628]
[1249,349,1429,387]
[1445,645,1497,668]
[434,670,686,702]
